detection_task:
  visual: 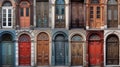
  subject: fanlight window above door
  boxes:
[19,34,30,42]
[89,34,100,40]
[91,0,99,4]
[37,33,49,40]
[108,0,117,4]
[1,33,12,41]
[71,35,82,41]
[2,1,12,6]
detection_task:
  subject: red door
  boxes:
[19,34,31,65]
[89,41,102,66]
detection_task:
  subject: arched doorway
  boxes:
[18,34,31,65]
[2,1,13,28]
[37,32,49,65]
[0,33,14,66]
[88,34,103,66]
[106,34,119,65]
[19,1,30,28]
[55,34,65,65]
[71,34,83,66]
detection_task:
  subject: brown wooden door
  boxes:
[37,33,49,65]
[20,1,30,28]
[71,35,83,66]
[71,42,83,65]
[71,2,84,28]
[19,34,31,65]
[89,41,102,66]
[89,6,101,28]
[106,35,119,65]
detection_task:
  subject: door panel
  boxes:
[71,42,83,65]
[20,8,30,28]
[19,42,31,65]
[55,41,65,65]
[37,33,49,65]
[89,41,102,66]
[37,41,49,65]
[89,6,101,28]
[2,42,13,65]
[106,35,119,65]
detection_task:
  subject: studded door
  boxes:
[37,33,49,65]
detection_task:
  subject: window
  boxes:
[90,7,93,19]
[26,8,29,16]
[91,0,99,4]
[55,0,65,28]
[2,1,12,28]
[97,7,100,18]
[20,8,23,16]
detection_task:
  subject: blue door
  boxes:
[2,42,13,65]
[0,33,14,66]
[55,35,65,65]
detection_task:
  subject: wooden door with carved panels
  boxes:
[106,35,119,65]
[37,33,49,65]
[20,1,30,28]
[88,34,103,66]
[19,34,31,66]
[71,2,84,28]
[71,35,83,66]
[89,5,101,28]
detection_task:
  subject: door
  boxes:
[89,41,102,66]
[19,34,31,65]
[89,6,101,28]
[20,1,30,28]
[106,35,119,65]
[37,33,49,65]
[71,35,83,66]
[1,42,13,66]
[55,35,65,65]
[88,34,103,66]
[107,0,118,28]
[0,33,14,66]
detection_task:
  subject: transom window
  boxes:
[89,34,100,40]
[19,34,30,42]
[2,1,13,28]
[91,0,99,4]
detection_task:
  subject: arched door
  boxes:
[2,1,13,28]
[20,1,30,28]
[19,34,31,65]
[55,34,65,65]
[37,32,49,65]
[71,35,83,66]
[88,34,103,66]
[106,35,119,65]
[0,33,14,66]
